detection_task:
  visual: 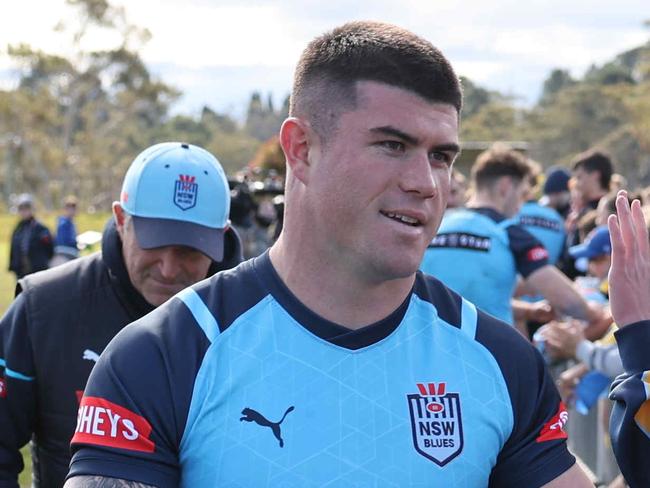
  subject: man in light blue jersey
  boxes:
[65,22,592,487]
[421,144,605,332]
[518,160,566,266]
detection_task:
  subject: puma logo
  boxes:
[83,349,100,363]
[240,406,295,447]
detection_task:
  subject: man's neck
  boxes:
[467,195,502,214]
[268,235,415,330]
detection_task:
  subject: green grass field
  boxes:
[0,211,110,487]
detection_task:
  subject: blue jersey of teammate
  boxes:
[517,201,566,266]
[420,208,549,325]
[68,252,574,487]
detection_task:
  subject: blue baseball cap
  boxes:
[569,226,611,260]
[120,142,230,262]
[543,167,570,195]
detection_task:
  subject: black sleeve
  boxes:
[0,294,37,487]
[68,300,211,488]
[506,224,549,278]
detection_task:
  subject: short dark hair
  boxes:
[290,21,462,138]
[471,143,531,190]
[571,149,614,191]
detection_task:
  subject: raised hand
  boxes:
[607,190,650,326]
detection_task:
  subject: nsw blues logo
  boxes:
[174,174,198,210]
[407,382,463,466]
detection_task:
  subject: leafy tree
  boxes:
[539,69,575,105]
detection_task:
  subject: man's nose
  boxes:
[399,152,437,198]
[157,247,183,279]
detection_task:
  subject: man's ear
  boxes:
[279,117,314,186]
[112,202,126,232]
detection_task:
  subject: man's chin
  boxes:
[142,284,186,306]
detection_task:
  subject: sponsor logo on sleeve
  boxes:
[71,396,155,453]
[527,246,549,262]
[536,402,569,443]
[407,382,463,466]
[0,377,6,398]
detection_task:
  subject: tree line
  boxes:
[1,0,649,211]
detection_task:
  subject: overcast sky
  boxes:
[1,0,648,118]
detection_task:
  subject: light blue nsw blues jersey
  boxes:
[69,253,574,487]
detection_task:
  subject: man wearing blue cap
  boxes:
[568,226,612,285]
[0,142,242,488]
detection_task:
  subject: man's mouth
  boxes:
[380,211,422,227]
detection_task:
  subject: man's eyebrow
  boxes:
[370,126,419,145]
[433,142,461,155]
[369,126,460,155]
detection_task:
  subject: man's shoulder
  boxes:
[519,202,564,226]
[17,253,108,312]
[33,219,52,233]
[415,273,536,362]
[118,256,268,348]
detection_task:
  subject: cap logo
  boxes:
[174,174,198,211]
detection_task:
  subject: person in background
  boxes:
[518,160,566,266]
[8,194,53,280]
[603,190,650,488]
[447,168,468,209]
[515,161,568,337]
[541,166,571,219]
[50,195,79,267]
[542,226,619,375]
[0,142,243,488]
[563,150,614,280]
[422,143,603,332]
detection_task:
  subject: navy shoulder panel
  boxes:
[193,254,269,334]
[413,272,462,328]
[475,310,574,486]
[83,298,212,455]
[475,309,548,431]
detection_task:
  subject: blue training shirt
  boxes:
[68,252,574,487]
[517,201,566,266]
[421,207,549,324]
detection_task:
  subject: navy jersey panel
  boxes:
[504,224,549,278]
[68,301,214,487]
[70,254,574,487]
[609,320,650,488]
[474,309,576,486]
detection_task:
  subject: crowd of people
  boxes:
[0,19,648,488]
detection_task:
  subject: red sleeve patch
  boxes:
[527,246,549,262]
[0,377,6,398]
[71,396,155,453]
[536,402,569,443]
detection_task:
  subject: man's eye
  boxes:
[379,141,405,152]
[429,151,452,165]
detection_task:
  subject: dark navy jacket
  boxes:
[0,219,242,488]
[8,218,53,279]
[609,320,650,488]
